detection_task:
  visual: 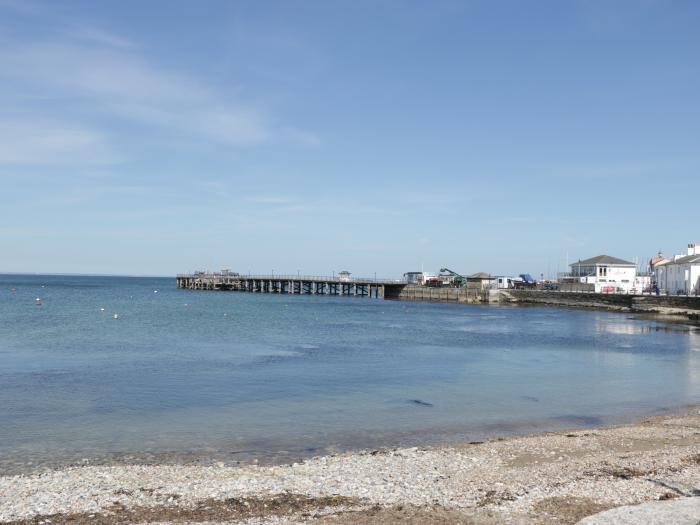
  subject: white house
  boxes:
[655,243,700,295]
[569,255,637,293]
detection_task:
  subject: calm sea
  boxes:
[1,274,699,473]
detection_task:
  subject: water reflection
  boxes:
[689,330,700,352]
[685,331,700,397]
[595,317,694,335]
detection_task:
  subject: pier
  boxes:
[174,275,700,318]
[176,273,407,299]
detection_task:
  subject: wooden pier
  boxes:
[176,273,407,299]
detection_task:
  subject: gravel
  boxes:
[2,410,700,524]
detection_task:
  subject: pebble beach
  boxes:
[2,410,700,524]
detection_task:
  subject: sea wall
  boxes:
[506,290,700,318]
[390,285,484,303]
[390,287,700,320]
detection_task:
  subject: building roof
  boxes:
[570,255,635,267]
[666,254,700,265]
[468,272,493,279]
[650,256,669,265]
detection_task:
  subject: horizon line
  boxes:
[0,272,174,278]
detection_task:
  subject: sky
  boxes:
[0,0,698,278]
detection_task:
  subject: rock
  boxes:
[577,497,700,524]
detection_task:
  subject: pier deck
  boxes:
[176,273,406,299]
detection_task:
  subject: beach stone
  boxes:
[577,497,700,524]
[2,411,700,523]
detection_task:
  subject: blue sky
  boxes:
[0,0,698,277]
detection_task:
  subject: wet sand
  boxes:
[2,409,700,524]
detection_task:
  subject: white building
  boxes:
[569,255,637,293]
[495,276,514,289]
[403,272,424,284]
[495,276,526,289]
[633,274,652,293]
[654,243,700,295]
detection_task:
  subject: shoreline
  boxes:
[395,295,700,323]
[391,293,700,324]
[501,290,700,322]
[0,403,691,478]
[2,409,700,524]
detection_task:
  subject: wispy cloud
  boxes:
[67,27,136,50]
[553,165,651,180]
[0,120,120,165]
[279,127,321,148]
[245,196,300,205]
[0,42,205,103]
[0,23,319,165]
[197,108,271,146]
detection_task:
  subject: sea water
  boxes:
[1,274,699,472]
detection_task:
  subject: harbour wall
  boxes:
[504,290,700,319]
[390,287,700,320]
[386,285,487,303]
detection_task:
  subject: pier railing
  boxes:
[177,273,406,284]
[236,274,406,284]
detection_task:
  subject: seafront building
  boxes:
[403,272,425,285]
[654,243,700,295]
[567,255,638,293]
[649,252,672,283]
[466,272,496,290]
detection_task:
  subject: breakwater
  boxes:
[391,287,700,319]
[387,284,487,303]
[504,290,700,319]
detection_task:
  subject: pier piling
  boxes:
[176,273,404,300]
